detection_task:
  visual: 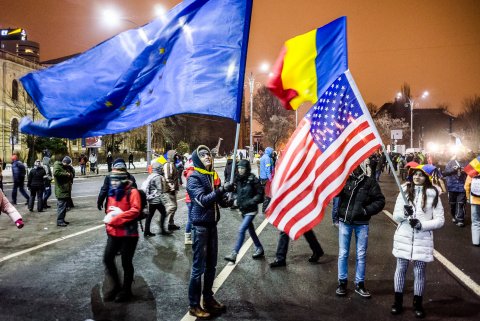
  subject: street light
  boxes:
[396,91,429,149]
[247,62,270,163]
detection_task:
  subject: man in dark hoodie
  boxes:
[186,145,233,319]
[27,159,46,212]
[335,161,385,298]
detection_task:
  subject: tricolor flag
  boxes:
[267,17,347,111]
[20,0,252,138]
[465,156,480,178]
[265,18,382,240]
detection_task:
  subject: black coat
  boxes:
[337,174,385,225]
[234,173,263,214]
[28,167,46,189]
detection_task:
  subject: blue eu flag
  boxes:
[20,0,253,138]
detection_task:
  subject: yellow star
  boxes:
[105,101,113,107]
[119,106,126,111]
[159,48,165,54]
[135,100,141,106]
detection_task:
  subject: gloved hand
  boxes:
[97,202,103,211]
[404,205,414,217]
[15,218,24,229]
[223,182,234,192]
[409,218,421,230]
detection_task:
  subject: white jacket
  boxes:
[392,185,444,262]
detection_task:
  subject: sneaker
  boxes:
[452,218,458,223]
[189,306,211,319]
[184,233,193,245]
[252,247,264,259]
[270,259,286,268]
[57,222,68,227]
[224,251,237,263]
[456,222,465,227]
[336,281,347,296]
[355,282,371,298]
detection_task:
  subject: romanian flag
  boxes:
[465,156,480,178]
[267,17,348,110]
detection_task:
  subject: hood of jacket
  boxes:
[167,150,176,162]
[192,145,212,170]
[265,147,273,157]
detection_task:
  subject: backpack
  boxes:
[141,173,160,201]
[471,176,480,197]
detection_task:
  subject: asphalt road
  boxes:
[0,168,479,321]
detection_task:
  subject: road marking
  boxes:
[0,225,104,263]
[383,210,480,297]
[180,218,269,321]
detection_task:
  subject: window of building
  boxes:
[11,118,19,143]
[12,79,18,101]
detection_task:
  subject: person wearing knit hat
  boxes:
[143,161,171,237]
[97,159,137,212]
[186,145,233,319]
[163,150,180,231]
[53,156,74,227]
[42,156,53,209]
[27,159,46,212]
[10,154,29,205]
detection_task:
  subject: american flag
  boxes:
[266,70,382,240]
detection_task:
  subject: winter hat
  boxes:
[407,164,436,181]
[192,145,211,169]
[62,156,72,165]
[112,158,127,171]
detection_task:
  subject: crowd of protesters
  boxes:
[2,144,479,320]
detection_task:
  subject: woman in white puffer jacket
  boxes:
[391,165,444,319]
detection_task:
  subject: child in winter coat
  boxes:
[391,164,444,318]
[0,189,24,229]
[102,168,141,303]
[224,159,264,263]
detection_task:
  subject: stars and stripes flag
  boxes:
[265,70,382,240]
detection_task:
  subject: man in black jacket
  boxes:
[335,161,385,299]
[27,159,46,212]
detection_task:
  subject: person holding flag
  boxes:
[464,155,480,247]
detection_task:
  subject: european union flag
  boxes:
[20,0,253,138]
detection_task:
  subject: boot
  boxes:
[391,292,403,315]
[189,306,211,319]
[413,295,425,318]
[184,232,193,245]
[336,280,347,296]
[104,285,121,302]
[224,251,237,263]
[202,297,226,314]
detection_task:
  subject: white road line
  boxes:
[383,210,480,297]
[180,218,270,321]
[0,225,104,263]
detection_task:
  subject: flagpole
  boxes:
[345,70,408,203]
[230,123,240,183]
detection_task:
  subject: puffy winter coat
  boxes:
[259,147,273,180]
[27,166,46,189]
[105,185,141,237]
[392,185,445,262]
[12,160,26,183]
[235,172,264,214]
[337,174,385,225]
[187,171,225,226]
[443,159,468,192]
[146,173,164,205]
[465,175,480,205]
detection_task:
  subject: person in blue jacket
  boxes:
[259,147,274,212]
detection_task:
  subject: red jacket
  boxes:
[105,186,141,237]
[184,166,195,203]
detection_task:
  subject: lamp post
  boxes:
[396,91,429,149]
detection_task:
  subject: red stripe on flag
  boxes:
[266,45,298,110]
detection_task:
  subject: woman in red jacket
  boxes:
[103,169,141,302]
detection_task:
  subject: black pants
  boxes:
[275,229,323,261]
[146,203,168,233]
[29,187,44,211]
[103,235,139,292]
[129,161,136,169]
[448,191,466,223]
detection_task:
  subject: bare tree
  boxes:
[263,115,295,150]
[458,95,480,150]
[373,112,410,147]
[253,86,291,127]
[366,102,378,116]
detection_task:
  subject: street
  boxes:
[0,168,479,321]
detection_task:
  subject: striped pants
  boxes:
[394,258,427,296]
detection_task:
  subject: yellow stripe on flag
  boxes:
[470,158,480,174]
[282,29,318,110]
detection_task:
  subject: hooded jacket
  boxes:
[443,159,468,192]
[27,163,46,189]
[186,145,225,226]
[106,183,141,237]
[53,161,72,199]
[163,150,179,192]
[234,160,264,214]
[337,168,385,225]
[260,147,274,180]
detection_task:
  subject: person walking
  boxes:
[259,147,274,212]
[224,159,265,263]
[270,229,324,268]
[107,151,113,172]
[186,145,233,319]
[128,152,136,170]
[0,189,24,229]
[464,155,480,247]
[11,154,29,205]
[42,156,53,209]
[336,162,385,298]
[102,167,141,302]
[144,162,171,237]
[163,150,180,231]
[27,159,46,212]
[98,159,137,212]
[54,156,73,227]
[391,164,445,318]
[443,153,468,227]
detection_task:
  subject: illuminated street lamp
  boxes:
[396,91,429,149]
[247,62,270,163]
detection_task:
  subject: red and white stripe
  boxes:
[266,71,381,240]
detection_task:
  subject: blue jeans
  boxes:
[331,197,340,224]
[189,225,218,307]
[471,204,480,246]
[186,202,193,234]
[338,222,369,284]
[43,186,52,206]
[12,181,29,203]
[234,214,262,253]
